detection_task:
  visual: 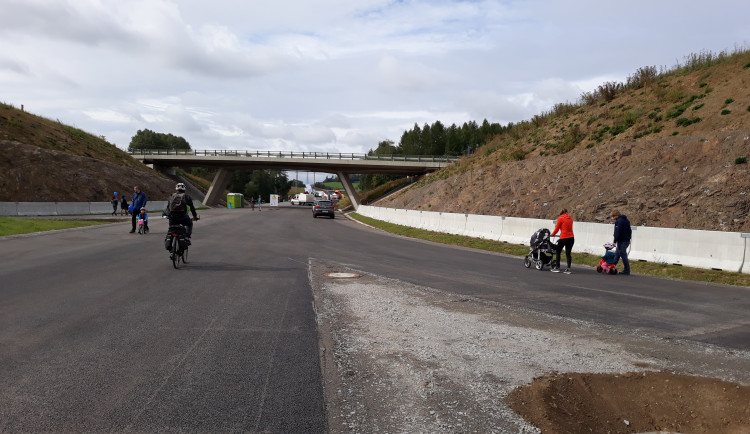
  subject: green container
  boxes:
[227,193,244,209]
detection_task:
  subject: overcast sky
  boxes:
[2,0,748,156]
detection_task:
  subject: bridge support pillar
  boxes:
[337,172,360,211]
[204,168,235,207]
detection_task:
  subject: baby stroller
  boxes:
[524,228,558,270]
[597,242,619,274]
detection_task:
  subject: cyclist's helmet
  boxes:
[176,183,186,192]
[140,207,146,212]
[604,242,615,250]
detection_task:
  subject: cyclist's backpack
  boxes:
[169,193,187,213]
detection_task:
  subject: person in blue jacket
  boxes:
[611,210,632,275]
[130,186,147,233]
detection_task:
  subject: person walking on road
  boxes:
[550,208,575,274]
[120,195,128,216]
[130,186,147,233]
[611,210,632,275]
[111,194,119,215]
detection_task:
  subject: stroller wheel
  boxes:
[524,255,532,268]
[597,266,603,273]
[535,260,544,270]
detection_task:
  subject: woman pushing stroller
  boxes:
[550,208,574,274]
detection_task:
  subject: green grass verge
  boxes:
[349,213,750,287]
[322,181,359,190]
[0,217,108,236]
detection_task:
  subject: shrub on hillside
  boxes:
[626,66,659,88]
[675,117,701,126]
[597,82,622,102]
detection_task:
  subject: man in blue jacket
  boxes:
[611,210,632,275]
[130,186,148,233]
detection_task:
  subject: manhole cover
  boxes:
[326,272,361,279]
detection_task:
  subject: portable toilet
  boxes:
[227,193,244,208]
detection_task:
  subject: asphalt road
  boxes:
[1,205,749,432]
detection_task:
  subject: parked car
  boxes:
[312,200,335,219]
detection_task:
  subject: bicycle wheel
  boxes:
[172,236,180,269]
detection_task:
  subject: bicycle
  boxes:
[164,215,198,269]
[137,219,148,235]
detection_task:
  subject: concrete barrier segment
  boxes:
[56,203,92,215]
[17,202,58,216]
[500,217,556,245]
[0,202,19,216]
[464,214,503,240]
[434,212,466,236]
[631,226,746,271]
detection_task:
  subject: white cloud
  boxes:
[2,0,748,156]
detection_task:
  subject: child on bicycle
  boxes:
[597,242,618,274]
[137,207,149,233]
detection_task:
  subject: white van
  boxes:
[291,193,316,206]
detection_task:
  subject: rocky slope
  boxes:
[378,130,750,232]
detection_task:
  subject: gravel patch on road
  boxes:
[309,259,750,433]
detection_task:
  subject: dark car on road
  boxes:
[312,200,335,219]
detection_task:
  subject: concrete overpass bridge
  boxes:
[129,149,461,209]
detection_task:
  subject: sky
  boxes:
[2,0,748,158]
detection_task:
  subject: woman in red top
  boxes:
[550,208,575,274]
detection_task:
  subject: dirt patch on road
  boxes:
[507,371,750,434]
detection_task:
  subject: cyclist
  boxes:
[137,207,149,233]
[165,183,199,241]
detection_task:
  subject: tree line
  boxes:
[369,119,506,157]
[359,119,505,190]
[128,129,191,152]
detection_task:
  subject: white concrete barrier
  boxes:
[17,202,57,216]
[0,203,19,215]
[499,216,556,245]
[0,201,188,216]
[438,212,467,236]
[356,205,750,274]
[631,226,747,271]
[464,214,503,240]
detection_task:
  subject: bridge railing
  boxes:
[128,149,461,163]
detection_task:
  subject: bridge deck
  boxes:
[130,150,460,174]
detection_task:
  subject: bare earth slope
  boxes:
[0,140,175,202]
[378,130,750,232]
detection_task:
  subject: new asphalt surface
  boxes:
[1,204,748,432]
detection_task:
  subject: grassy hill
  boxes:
[0,103,176,202]
[378,48,750,232]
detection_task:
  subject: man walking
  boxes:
[130,186,147,233]
[611,210,632,275]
